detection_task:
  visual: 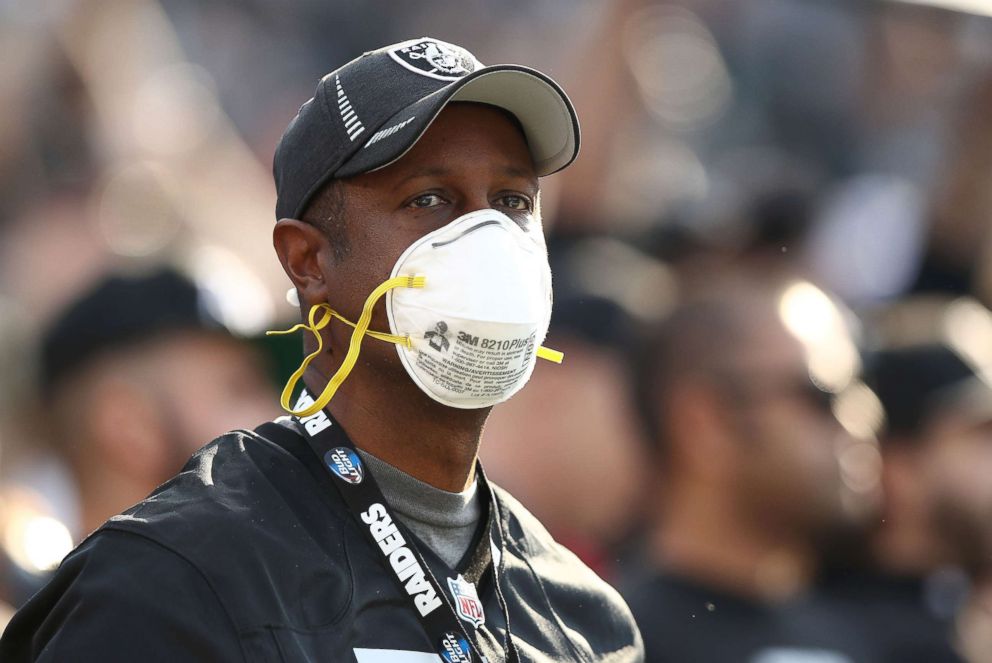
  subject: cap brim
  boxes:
[333,65,579,179]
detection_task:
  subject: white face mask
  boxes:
[269,209,562,417]
[387,208,554,408]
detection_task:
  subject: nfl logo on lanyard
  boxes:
[447,574,485,629]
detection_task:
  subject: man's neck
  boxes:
[652,486,816,602]
[357,448,482,568]
[304,368,489,493]
[871,515,945,578]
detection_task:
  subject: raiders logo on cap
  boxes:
[388,38,482,81]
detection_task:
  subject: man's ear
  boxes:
[273,219,332,305]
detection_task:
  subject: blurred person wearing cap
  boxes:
[622,274,880,663]
[0,268,279,606]
[481,243,657,581]
[32,267,279,541]
[820,297,992,663]
[1,38,642,662]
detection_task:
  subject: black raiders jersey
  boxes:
[1,419,642,662]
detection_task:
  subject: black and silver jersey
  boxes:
[1,419,642,662]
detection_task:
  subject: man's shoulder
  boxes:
[491,482,601,571]
[104,427,335,537]
[0,528,247,661]
[817,571,965,662]
[93,427,355,624]
[490,483,597,570]
[489,483,562,555]
[491,483,644,661]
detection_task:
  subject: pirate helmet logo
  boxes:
[388,38,481,81]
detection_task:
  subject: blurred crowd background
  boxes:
[3,0,992,660]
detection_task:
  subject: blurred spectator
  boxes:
[482,237,671,578]
[822,296,992,662]
[919,73,992,304]
[806,20,992,308]
[482,330,648,579]
[0,267,279,608]
[622,272,881,662]
[38,267,279,538]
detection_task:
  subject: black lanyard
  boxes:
[263,388,520,663]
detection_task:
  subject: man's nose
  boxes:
[455,202,491,217]
[453,189,494,217]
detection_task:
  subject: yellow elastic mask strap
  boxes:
[314,306,409,346]
[266,276,426,417]
[537,346,564,364]
[267,304,409,347]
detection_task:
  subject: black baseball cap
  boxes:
[39,268,227,391]
[865,344,992,439]
[273,37,580,220]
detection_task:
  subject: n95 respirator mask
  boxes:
[269,208,562,416]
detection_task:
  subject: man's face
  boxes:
[719,321,852,539]
[318,103,539,371]
[144,332,280,462]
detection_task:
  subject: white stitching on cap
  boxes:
[336,76,365,141]
[363,116,417,149]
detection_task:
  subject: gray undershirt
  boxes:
[355,449,482,568]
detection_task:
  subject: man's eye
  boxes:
[408,194,445,208]
[498,194,531,211]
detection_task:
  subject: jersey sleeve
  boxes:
[0,528,244,662]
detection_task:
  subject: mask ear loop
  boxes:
[267,275,426,417]
[537,346,563,364]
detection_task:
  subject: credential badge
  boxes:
[447,574,485,629]
[388,39,481,81]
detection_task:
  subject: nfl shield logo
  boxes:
[447,574,485,629]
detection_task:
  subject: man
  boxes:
[1,38,643,662]
[481,247,655,580]
[624,274,879,662]
[0,268,279,607]
[821,296,992,662]
[37,268,279,539]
